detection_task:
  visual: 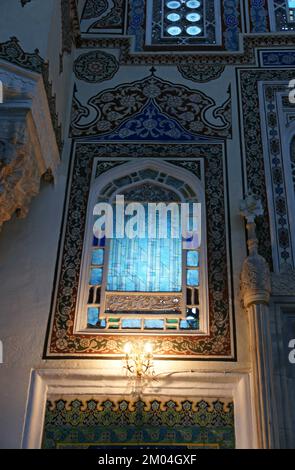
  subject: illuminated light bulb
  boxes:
[144,342,153,355]
[124,342,133,355]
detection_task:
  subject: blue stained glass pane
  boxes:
[99,236,106,247]
[90,268,103,285]
[87,307,99,326]
[289,1,295,7]
[180,319,198,330]
[107,207,182,292]
[93,236,98,247]
[187,251,199,267]
[144,319,165,329]
[122,319,142,329]
[91,249,104,266]
[98,319,106,329]
[187,269,199,287]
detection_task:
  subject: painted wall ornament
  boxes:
[82,0,108,19]
[71,73,232,139]
[74,50,119,83]
[0,38,62,151]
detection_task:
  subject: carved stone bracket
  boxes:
[240,194,271,307]
[0,61,60,230]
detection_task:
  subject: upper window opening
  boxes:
[164,0,203,38]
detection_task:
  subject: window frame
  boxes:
[74,158,209,336]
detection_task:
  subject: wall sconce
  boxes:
[123,341,154,377]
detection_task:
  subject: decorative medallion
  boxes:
[178,64,225,83]
[74,50,119,83]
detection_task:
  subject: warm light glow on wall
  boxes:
[123,341,154,377]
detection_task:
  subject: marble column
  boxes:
[240,194,279,448]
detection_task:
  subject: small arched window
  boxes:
[75,160,208,335]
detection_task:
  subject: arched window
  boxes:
[75,160,208,335]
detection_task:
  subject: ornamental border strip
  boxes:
[238,67,295,268]
[78,34,295,66]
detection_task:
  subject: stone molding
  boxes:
[0,61,60,230]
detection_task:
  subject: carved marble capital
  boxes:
[241,253,271,307]
[0,60,60,230]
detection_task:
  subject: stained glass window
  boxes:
[85,176,202,333]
